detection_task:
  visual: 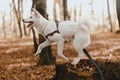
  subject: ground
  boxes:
[0,32,120,80]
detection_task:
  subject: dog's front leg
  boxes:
[35,40,51,56]
[57,40,68,61]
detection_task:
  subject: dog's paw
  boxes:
[34,51,40,56]
[71,61,77,65]
[34,50,41,56]
[34,52,39,56]
[71,58,79,65]
[64,57,69,62]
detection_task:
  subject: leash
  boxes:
[83,49,105,80]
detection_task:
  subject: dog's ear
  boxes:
[32,8,40,18]
[33,5,36,9]
[34,8,39,17]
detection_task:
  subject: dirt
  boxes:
[0,32,120,80]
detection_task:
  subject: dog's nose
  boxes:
[22,19,24,22]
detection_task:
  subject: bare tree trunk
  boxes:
[31,27,38,52]
[12,0,23,38]
[1,12,6,38]
[79,2,82,16]
[91,0,95,20]
[102,9,105,32]
[10,4,12,29]
[21,0,27,36]
[91,0,94,16]
[107,0,113,32]
[54,0,57,20]
[10,3,17,37]
[74,7,76,21]
[60,0,64,20]
[116,0,120,31]
[32,0,55,65]
[23,22,27,36]
[63,0,68,20]
[18,0,23,37]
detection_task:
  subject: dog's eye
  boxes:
[30,16,32,18]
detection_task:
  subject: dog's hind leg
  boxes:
[35,40,51,56]
[57,39,68,61]
[71,32,90,65]
[71,36,86,65]
[71,50,84,65]
[71,40,90,65]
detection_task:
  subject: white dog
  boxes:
[23,8,91,65]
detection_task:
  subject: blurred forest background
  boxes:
[0,0,120,80]
[0,0,119,39]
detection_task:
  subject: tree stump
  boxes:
[51,59,102,80]
[104,61,120,80]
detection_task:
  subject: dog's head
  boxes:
[22,8,40,27]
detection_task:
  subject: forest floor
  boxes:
[0,32,120,80]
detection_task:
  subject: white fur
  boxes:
[23,8,91,65]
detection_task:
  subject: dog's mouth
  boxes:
[23,19,34,27]
[26,21,34,27]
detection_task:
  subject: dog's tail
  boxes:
[76,17,93,33]
[83,49,105,80]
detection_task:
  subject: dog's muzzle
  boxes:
[22,19,34,27]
